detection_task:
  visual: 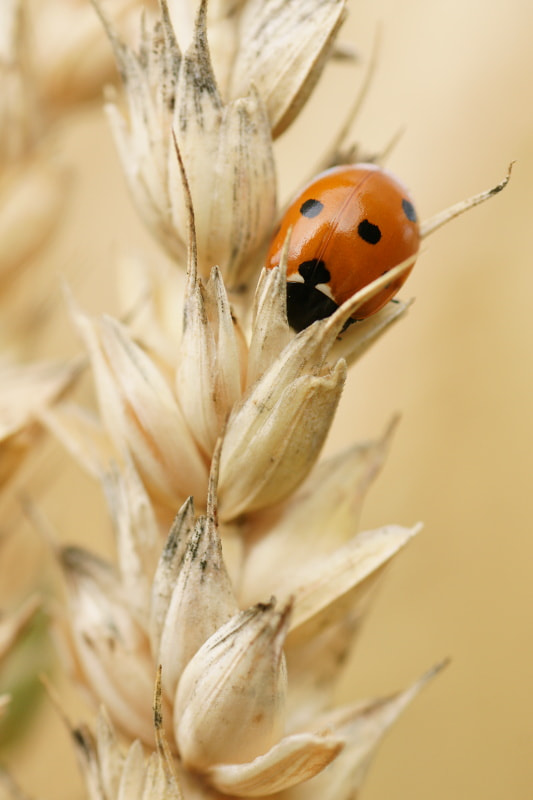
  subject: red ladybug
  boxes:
[266,163,420,332]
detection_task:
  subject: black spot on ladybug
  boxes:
[357,219,381,245]
[300,198,324,218]
[298,259,331,287]
[286,282,339,331]
[402,198,417,223]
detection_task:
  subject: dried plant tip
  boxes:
[102,459,161,626]
[231,0,347,137]
[286,523,421,634]
[156,488,238,699]
[218,254,419,521]
[101,3,186,262]
[206,433,223,524]
[247,259,291,388]
[322,252,418,341]
[218,358,346,520]
[420,163,513,238]
[60,546,169,745]
[176,266,245,457]
[70,305,208,507]
[103,2,276,292]
[171,130,197,275]
[148,496,195,656]
[206,730,344,796]
[72,704,183,800]
[152,668,182,792]
[289,661,449,800]
[174,600,291,772]
[241,419,399,605]
[329,295,413,368]
[174,41,276,286]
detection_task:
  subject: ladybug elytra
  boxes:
[266,163,420,331]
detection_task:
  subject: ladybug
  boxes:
[266,163,420,332]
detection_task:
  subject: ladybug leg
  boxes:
[340,316,357,334]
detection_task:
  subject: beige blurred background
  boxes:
[3,0,533,797]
